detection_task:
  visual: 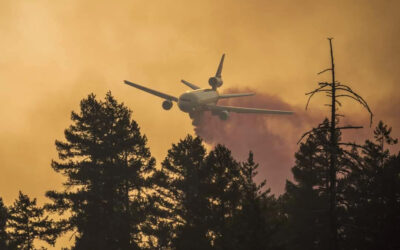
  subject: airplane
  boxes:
[123,54,293,123]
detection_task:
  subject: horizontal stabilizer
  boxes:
[219,93,255,99]
[124,80,178,102]
[181,79,200,90]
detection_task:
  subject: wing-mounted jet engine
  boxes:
[162,100,173,110]
[218,110,229,120]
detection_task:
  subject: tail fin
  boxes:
[215,54,225,77]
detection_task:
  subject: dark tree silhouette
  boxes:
[156,136,282,250]
[288,119,399,249]
[0,197,8,250]
[230,152,284,250]
[45,92,157,249]
[342,122,400,250]
[203,145,244,249]
[156,135,212,250]
[373,121,398,166]
[7,191,56,250]
[283,120,331,249]
[204,145,282,250]
[302,38,372,250]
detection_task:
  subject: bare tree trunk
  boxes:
[303,37,372,250]
[328,38,338,250]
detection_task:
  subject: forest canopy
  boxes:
[0,92,399,250]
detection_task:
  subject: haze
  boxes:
[1,0,399,212]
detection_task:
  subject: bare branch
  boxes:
[335,84,373,126]
[305,85,332,110]
[319,81,331,86]
[318,68,332,75]
[305,94,315,110]
[297,125,330,144]
[336,126,363,130]
[336,94,362,103]
[341,150,365,167]
[305,85,331,95]
[338,142,366,149]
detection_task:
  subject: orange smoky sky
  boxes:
[0,0,399,246]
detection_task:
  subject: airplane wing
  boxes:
[124,80,178,102]
[181,79,200,90]
[219,93,255,99]
[206,104,293,115]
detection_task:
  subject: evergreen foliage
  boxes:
[229,152,283,250]
[156,135,214,249]
[7,192,55,250]
[156,136,282,250]
[203,145,243,249]
[282,120,331,249]
[282,120,400,250]
[45,92,157,250]
[341,121,400,250]
[1,92,394,249]
[0,197,8,250]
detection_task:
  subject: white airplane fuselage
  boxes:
[177,89,219,113]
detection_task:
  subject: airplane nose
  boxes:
[178,93,195,112]
[178,100,192,112]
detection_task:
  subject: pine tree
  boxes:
[45,92,156,249]
[204,145,243,250]
[157,135,284,250]
[7,192,55,250]
[0,197,8,250]
[230,152,283,250]
[342,121,400,249]
[374,121,398,150]
[282,120,332,250]
[156,135,211,250]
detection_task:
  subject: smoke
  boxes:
[193,88,323,193]
[193,84,400,194]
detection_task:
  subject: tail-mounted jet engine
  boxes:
[209,76,223,89]
[162,100,173,110]
[218,110,229,120]
[209,54,225,90]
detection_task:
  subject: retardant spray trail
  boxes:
[192,88,322,194]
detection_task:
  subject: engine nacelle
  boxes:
[208,76,223,89]
[162,100,173,110]
[218,111,229,121]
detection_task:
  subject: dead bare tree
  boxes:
[301,38,373,250]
